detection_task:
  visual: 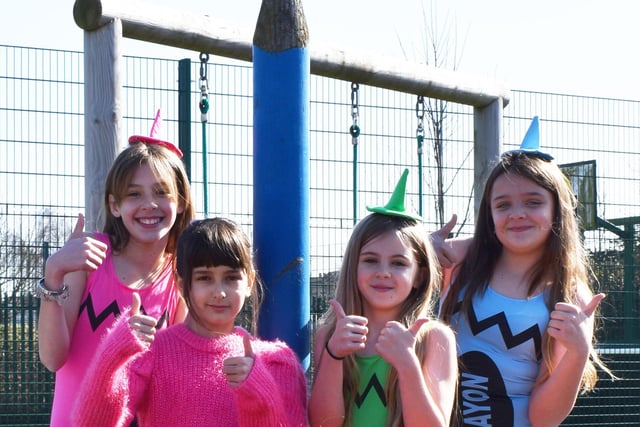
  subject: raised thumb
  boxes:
[329,299,347,319]
[70,213,85,239]
[408,318,429,336]
[439,214,457,238]
[583,293,605,318]
[131,292,141,316]
[243,332,254,358]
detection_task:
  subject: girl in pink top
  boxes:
[37,128,195,426]
[72,217,308,427]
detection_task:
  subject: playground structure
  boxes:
[72,0,512,366]
[1,41,638,425]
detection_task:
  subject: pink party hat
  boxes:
[128,109,183,158]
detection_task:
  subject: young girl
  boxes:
[309,169,458,427]
[438,117,611,426]
[72,217,308,426]
[36,118,194,426]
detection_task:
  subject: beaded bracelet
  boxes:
[325,341,345,360]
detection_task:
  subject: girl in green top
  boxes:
[309,170,457,427]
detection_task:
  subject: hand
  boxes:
[375,318,428,367]
[223,329,255,388]
[128,292,158,345]
[430,214,458,269]
[547,293,605,356]
[44,213,108,284]
[326,300,368,359]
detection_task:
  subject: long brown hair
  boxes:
[440,151,609,391]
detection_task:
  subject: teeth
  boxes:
[139,218,161,225]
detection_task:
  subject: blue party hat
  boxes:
[505,116,553,161]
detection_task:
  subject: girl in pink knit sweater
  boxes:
[72,217,308,427]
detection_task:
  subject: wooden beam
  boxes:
[73,0,510,107]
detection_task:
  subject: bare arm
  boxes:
[37,214,107,371]
[376,320,458,427]
[308,326,346,427]
[528,293,604,426]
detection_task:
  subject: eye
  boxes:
[526,199,542,207]
[155,186,171,197]
[194,273,210,282]
[494,201,510,210]
[360,256,378,264]
[392,259,409,267]
[126,190,141,198]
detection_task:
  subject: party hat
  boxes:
[128,109,183,158]
[505,116,553,161]
[366,168,422,221]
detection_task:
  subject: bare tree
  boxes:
[0,211,68,295]
[398,1,472,232]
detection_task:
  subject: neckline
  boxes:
[487,285,546,301]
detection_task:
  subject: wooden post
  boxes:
[473,99,503,218]
[83,18,124,231]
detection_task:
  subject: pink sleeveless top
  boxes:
[49,232,181,427]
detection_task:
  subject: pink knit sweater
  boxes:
[72,312,307,427]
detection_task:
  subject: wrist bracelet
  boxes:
[32,278,69,305]
[325,341,345,360]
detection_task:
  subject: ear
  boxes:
[108,194,121,217]
[176,277,185,294]
[245,271,256,297]
[413,265,428,289]
[177,199,185,214]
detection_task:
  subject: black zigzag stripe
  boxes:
[355,373,387,408]
[79,293,121,332]
[156,309,169,329]
[455,301,542,359]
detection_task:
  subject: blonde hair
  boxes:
[320,213,442,426]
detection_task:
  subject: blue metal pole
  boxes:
[252,0,310,370]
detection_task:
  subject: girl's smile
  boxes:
[357,230,418,317]
[490,173,554,257]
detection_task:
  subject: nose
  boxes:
[508,204,526,219]
[212,284,226,300]
[375,265,391,278]
[142,194,159,209]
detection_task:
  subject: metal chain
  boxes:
[199,52,210,123]
[349,82,360,145]
[415,95,425,155]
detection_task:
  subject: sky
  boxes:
[2,0,640,101]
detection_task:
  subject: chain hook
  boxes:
[350,83,361,144]
[199,53,210,122]
[416,95,425,155]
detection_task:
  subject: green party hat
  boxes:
[366,168,422,221]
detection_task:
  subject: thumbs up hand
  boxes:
[375,318,429,368]
[223,328,255,388]
[325,299,369,360]
[128,292,158,346]
[547,293,605,356]
[44,213,108,286]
